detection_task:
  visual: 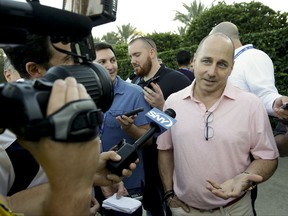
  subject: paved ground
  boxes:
[255,157,288,216]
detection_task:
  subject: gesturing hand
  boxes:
[206,172,263,199]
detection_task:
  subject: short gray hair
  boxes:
[4,57,16,71]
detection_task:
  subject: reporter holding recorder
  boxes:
[93,42,151,216]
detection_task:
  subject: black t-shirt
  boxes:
[132,64,192,100]
[131,64,191,213]
[177,68,195,82]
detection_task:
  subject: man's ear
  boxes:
[149,47,157,60]
[26,62,46,79]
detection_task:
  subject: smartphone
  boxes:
[145,76,160,89]
[281,104,288,110]
[123,107,144,117]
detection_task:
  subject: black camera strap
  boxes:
[25,99,103,142]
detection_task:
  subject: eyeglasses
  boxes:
[204,111,214,141]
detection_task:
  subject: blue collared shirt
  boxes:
[101,76,150,191]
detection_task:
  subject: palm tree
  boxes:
[93,36,102,43]
[174,0,207,34]
[101,32,120,45]
[116,24,139,44]
[177,26,187,35]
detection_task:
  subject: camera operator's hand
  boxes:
[17,77,100,215]
[18,77,100,185]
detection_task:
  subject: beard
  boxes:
[133,56,153,77]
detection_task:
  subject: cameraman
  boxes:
[1,36,77,209]
[0,76,137,216]
[0,34,130,215]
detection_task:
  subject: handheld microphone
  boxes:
[144,107,176,137]
[107,108,176,175]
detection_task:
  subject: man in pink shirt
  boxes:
[157,33,279,215]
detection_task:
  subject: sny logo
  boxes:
[146,108,176,128]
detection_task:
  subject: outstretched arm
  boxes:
[207,159,278,199]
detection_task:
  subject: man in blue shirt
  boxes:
[94,42,151,215]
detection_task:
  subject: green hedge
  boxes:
[2,27,286,94]
[116,27,288,93]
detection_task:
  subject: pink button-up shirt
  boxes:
[157,81,279,209]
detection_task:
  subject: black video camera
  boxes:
[0,62,113,141]
[0,0,118,141]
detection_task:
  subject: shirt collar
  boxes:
[114,76,125,95]
[181,80,237,101]
[235,44,253,54]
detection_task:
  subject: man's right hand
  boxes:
[93,150,138,186]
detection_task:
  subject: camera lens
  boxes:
[42,63,114,112]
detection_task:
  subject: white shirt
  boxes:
[229,44,281,115]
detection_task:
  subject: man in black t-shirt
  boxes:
[129,37,191,107]
[128,37,191,216]
[176,50,195,82]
